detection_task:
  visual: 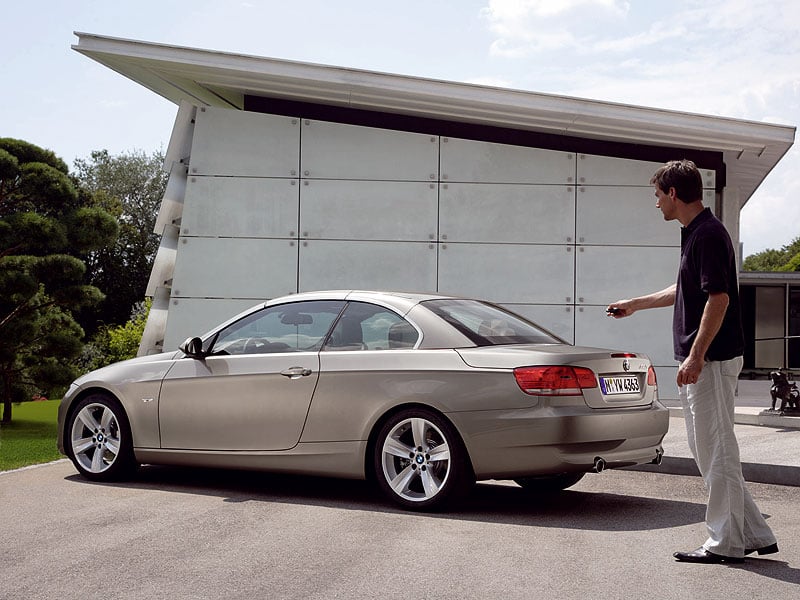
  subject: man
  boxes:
[607,159,778,564]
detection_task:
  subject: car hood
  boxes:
[72,350,182,386]
[455,344,643,369]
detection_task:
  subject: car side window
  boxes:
[323,301,419,351]
[210,300,346,355]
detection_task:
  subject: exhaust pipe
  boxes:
[593,457,606,473]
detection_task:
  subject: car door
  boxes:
[158,300,345,451]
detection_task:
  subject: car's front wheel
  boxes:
[66,394,137,481]
[374,408,473,511]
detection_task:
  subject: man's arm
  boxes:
[607,284,676,318]
[676,291,729,386]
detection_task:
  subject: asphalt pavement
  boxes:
[634,378,800,486]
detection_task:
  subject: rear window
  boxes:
[422,299,561,346]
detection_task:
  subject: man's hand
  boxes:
[606,285,676,319]
[606,300,634,318]
[677,355,704,386]
[676,292,729,387]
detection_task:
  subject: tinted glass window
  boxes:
[422,299,560,346]
[209,300,346,355]
[323,301,419,351]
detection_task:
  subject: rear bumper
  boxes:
[447,401,669,479]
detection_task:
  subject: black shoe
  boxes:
[745,543,779,556]
[673,547,744,564]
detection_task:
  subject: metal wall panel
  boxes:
[146,224,179,297]
[300,120,438,181]
[576,186,677,246]
[163,298,263,352]
[300,180,437,241]
[164,100,196,169]
[439,184,575,244]
[501,304,575,344]
[182,177,299,238]
[438,243,575,303]
[139,287,171,356]
[440,138,574,184]
[299,240,437,291]
[574,305,674,366]
[575,246,680,306]
[190,106,300,177]
[171,237,298,299]
[577,154,717,189]
[153,162,188,235]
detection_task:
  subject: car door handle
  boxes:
[280,366,313,379]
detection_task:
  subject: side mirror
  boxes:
[180,337,205,359]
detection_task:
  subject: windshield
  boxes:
[422,299,562,346]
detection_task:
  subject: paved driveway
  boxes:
[2,460,799,599]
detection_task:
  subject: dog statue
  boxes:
[769,370,800,412]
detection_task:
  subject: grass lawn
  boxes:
[0,400,63,471]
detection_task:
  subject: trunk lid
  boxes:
[456,344,656,408]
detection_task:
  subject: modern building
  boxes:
[73,33,796,398]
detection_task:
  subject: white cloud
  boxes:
[481,0,630,57]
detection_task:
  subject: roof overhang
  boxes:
[73,32,795,206]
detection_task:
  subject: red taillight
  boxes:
[647,366,658,387]
[513,366,598,396]
[611,353,637,358]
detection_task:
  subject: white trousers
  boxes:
[679,356,776,557]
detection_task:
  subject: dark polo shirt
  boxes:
[673,207,744,361]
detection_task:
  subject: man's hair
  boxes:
[650,159,703,203]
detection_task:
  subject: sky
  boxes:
[2,0,798,258]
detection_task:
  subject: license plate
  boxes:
[600,375,640,395]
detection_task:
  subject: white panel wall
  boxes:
[439,184,574,244]
[182,177,299,238]
[575,246,681,305]
[440,138,573,183]
[436,140,578,341]
[171,237,298,299]
[575,305,674,366]
[190,106,300,177]
[298,241,437,291]
[300,180,437,241]
[577,154,716,189]
[576,186,675,246]
[155,106,699,397]
[438,243,575,304]
[300,120,438,181]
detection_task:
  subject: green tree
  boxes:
[742,236,800,272]
[79,299,151,372]
[0,139,118,423]
[73,149,168,329]
[742,249,788,271]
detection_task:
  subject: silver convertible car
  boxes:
[58,291,669,510]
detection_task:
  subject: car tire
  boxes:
[66,394,137,481]
[514,472,585,493]
[373,408,473,511]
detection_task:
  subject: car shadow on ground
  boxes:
[66,464,705,531]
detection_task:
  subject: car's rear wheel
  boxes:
[514,472,585,493]
[374,408,473,511]
[66,394,137,481]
